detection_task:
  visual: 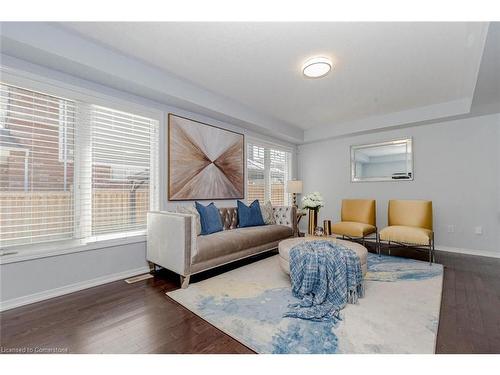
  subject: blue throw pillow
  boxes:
[195,202,223,235]
[237,200,265,228]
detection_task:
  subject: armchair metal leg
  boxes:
[388,241,391,256]
[376,232,381,256]
[429,238,435,265]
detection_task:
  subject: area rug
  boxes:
[167,253,443,354]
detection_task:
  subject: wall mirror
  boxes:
[350,138,413,182]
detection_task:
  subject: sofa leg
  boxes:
[180,275,190,289]
[148,261,156,274]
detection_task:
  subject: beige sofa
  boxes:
[147,206,297,288]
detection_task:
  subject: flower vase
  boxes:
[308,208,318,235]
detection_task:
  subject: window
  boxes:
[247,144,266,202]
[89,105,158,237]
[0,83,159,249]
[246,140,291,206]
[0,84,76,247]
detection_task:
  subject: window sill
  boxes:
[0,233,146,265]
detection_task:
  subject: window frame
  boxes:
[0,68,162,263]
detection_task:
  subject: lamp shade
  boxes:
[286,180,303,194]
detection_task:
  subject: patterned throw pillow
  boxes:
[176,205,202,235]
[260,201,276,224]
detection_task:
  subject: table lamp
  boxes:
[286,180,303,207]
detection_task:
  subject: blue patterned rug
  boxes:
[167,253,443,354]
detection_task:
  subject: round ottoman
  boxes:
[278,237,368,276]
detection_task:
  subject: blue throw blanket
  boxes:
[284,240,364,322]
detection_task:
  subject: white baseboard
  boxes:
[0,266,150,312]
[435,245,500,259]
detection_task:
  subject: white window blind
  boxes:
[88,105,158,238]
[246,141,291,206]
[0,83,76,247]
[247,144,266,203]
[0,82,159,249]
[269,148,289,206]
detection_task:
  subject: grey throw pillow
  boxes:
[260,201,276,225]
[176,205,202,235]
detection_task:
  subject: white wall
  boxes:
[298,113,500,256]
[0,56,298,310]
[0,241,149,310]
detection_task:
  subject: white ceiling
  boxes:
[58,22,488,132]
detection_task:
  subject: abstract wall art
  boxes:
[168,114,244,200]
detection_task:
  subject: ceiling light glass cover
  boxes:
[302,57,332,78]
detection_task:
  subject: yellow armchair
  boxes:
[331,199,377,246]
[379,200,434,264]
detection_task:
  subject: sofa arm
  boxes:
[272,206,298,235]
[147,211,196,276]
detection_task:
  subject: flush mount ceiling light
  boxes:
[302,57,332,78]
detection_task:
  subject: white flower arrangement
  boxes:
[301,191,324,211]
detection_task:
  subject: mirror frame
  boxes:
[350,138,414,183]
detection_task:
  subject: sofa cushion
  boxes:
[237,200,265,227]
[273,206,294,227]
[195,202,223,235]
[219,207,238,230]
[193,224,293,263]
[260,201,276,224]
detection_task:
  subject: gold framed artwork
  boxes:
[168,114,245,200]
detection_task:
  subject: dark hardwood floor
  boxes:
[1,245,499,354]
